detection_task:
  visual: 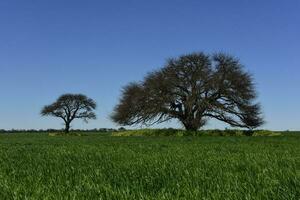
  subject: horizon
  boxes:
[0,0,299,131]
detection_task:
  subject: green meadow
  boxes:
[0,132,299,199]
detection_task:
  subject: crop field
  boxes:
[0,133,299,200]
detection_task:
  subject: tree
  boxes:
[112,52,264,131]
[41,94,97,133]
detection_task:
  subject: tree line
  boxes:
[0,128,119,134]
[41,52,264,133]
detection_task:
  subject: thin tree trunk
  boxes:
[65,122,70,134]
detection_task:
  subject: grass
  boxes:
[0,132,299,199]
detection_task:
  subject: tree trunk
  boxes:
[184,125,199,131]
[182,121,200,131]
[64,122,70,134]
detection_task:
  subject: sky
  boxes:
[0,0,299,131]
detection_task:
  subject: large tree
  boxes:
[112,52,264,131]
[41,94,97,133]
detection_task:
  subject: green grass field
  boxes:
[0,133,299,199]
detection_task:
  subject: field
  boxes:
[0,133,299,199]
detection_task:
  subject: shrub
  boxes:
[252,130,282,136]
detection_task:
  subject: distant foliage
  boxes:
[0,128,117,134]
[112,129,281,137]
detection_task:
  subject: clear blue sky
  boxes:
[0,0,299,130]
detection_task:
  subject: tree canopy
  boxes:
[112,52,264,131]
[41,94,97,133]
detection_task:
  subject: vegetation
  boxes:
[112,129,282,137]
[112,52,263,131]
[0,51,295,199]
[0,133,299,199]
[41,94,97,133]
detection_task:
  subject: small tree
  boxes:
[112,52,264,131]
[41,94,97,133]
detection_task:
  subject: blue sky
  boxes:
[0,0,299,130]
